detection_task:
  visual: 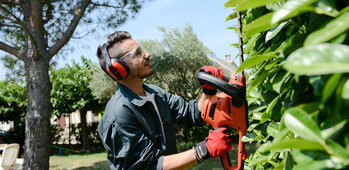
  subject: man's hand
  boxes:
[194,127,232,162]
[199,66,223,95]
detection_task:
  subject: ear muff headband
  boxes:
[100,43,129,80]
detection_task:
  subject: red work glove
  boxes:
[194,127,232,163]
[199,66,223,95]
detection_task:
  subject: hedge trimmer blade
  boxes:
[206,53,238,77]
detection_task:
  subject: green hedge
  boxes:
[225,0,349,169]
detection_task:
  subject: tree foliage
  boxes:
[0,80,26,149]
[142,24,215,101]
[50,56,103,150]
[88,65,117,104]
[50,56,103,115]
[226,0,349,169]
[0,80,26,122]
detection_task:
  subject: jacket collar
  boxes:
[117,83,158,107]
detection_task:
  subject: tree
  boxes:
[0,80,26,147]
[0,0,147,168]
[88,65,117,104]
[50,56,103,151]
[226,0,349,169]
[141,24,215,101]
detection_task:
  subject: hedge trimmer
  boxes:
[197,11,248,170]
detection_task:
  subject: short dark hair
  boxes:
[96,31,132,75]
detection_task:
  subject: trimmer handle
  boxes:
[219,120,247,170]
[196,72,246,103]
[198,71,248,170]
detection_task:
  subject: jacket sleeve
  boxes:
[99,111,164,170]
[162,89,205,127]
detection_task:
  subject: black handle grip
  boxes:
[197,72,246,102]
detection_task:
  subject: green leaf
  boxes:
[314,0,339,17]
[266,96,280,114]
[248,68,279,93]
[224,0,236,8]
[271,0,317,24]
[305,12,349,46]
[273,129,290,143]
[231,43,239,48]
[283,44,349,75]
[296,102,320,115]
[266,1,284,11]
[291,149,344,169]
[226,12,237,21]
[252,112,263,120]
[283,108,323,143]
[284,151,294,170]
[245,12,276,38]
[267,121,279,137]
[242,132,265,143]
[261,111,271,124]
[283,32,306,56]
[244,33,260,53]
[293,160,332,170]
[237,53,277,73]
[325,139,349,161]
[248,155,270,166]
[321,120,348,139]
[237,0,285,12]
[274,160,286,170]
[322,74,342,103]
[291,149,316,165]
[272,71,290,93]
[247,123,259,131]
[344,132,349,146]
[262,138,324,152]
[266,22,288,42]
[265,60,278,70]
[242,132,257,142]
[331,32,347,44]
[343,79,349,99]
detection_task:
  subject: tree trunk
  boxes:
[23,56,51,169]
[79,109,89,151]
[21,1,51,169]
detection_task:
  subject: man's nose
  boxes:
[144,51,151,59]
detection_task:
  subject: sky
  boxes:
[0,0,239,80]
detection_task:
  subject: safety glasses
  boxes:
[119,41,145,62]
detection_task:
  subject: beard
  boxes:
[128,65,154,79]
[126,57,154,79]
[142,68,154,78]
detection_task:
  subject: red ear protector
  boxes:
[100,43,129,80]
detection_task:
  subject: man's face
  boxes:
[120,39,154,79]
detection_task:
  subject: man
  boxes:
[97,31,232,169]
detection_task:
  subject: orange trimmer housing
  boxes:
[201,74,248,170]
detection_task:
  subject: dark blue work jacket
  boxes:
[98,83,204,169]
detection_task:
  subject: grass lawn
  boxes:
[50,143,256,169]
[50,152,109,169]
